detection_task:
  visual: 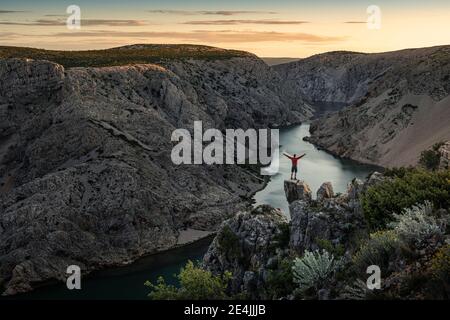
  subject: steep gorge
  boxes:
[0,47,310,295]
[275,45,450,167]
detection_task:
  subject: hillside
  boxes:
[0,46,310,295]
[275,46,450,167]
[0,44,253,68]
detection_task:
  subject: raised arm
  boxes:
[283,152,293,159]
[296,153,306,159]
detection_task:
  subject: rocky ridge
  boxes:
[275,46,450,167]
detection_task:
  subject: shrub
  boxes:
[340,279,375,300]
[217,225,242,262]
[145,260,232,300]
[419,142,445,171]
[389,201,445,248]
[0,45,250,68]
[361,168,450,229]
[430,245,450,284]
[292,250,342,292]
[353,230,400,274]
[315,238,345,257]
[265,257,295,298]
[269,222,290,250]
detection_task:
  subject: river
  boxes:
[253,123,380,216]
[8,123,379,300]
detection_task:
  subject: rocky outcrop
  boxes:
[289,182,363,254]
[203,205,289,299]
[316,182,334,201]
[284,180,312,203]
[203,174,385,299]
[438,141,450,170]
[276,46,450,167]
[287,174,383,254]
[0,47,311,295]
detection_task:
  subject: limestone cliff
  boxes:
[0,46,310,295]
[275,46,450,167]
[202,175,383,299]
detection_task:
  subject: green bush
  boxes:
[352,230,400,274]
[315,238,345,257]
[217,225,245,263]
[361,168,450,230]
[389,201,445,248]
[419,142,445,171]
[269,222,290,250]
[265,257,295,298]
[0,45,250,68]
[145,260,232,300]
[430,245,450,285]
[292,250,342,293]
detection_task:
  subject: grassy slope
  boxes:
[0,44,253,68]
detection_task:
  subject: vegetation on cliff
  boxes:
[145,261,232,300]
[361,168,450,229]
[147,166,450,300]
[0,44,252,68]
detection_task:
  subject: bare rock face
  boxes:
[277,46,450,167]
[346,178,365,214]
[438,141,450,170]
[0,52,310,295]
[316,182,334,201]
[203,205,289,299]
[283,180,312,203]
[0,58,64,105]
[288,173,385,254]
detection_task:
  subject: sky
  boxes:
[0,0,449,57]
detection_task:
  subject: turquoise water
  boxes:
[5,123,379,300]
[253,124,380,216]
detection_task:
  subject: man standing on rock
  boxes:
[283,152,306,180]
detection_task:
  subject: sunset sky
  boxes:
[1,0,449,57]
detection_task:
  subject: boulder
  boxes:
[438,141,450,170]
[317,182,334,201]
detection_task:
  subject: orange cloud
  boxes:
[0,19,149,26]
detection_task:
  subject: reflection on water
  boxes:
[253,124,380,217]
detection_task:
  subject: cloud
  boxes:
[0,32,19,40]
[50,30,345,43]
[344,21,366,24]
[148,10,277,16]
[0,19,148,26]
[182,19,309,25]
[0,10,27,14]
